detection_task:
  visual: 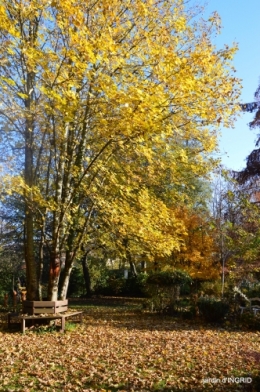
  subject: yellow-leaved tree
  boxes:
[173,207,220,280]
[0,0,240,300]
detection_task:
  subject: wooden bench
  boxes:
[8,300,83,333]
[240,297,260,316]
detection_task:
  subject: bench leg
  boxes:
[22,318,26,333]
[61,316,65,333]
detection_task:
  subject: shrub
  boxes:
[146,270,192,314]
[181,305,197,320]
[198,296,229,322]
[94,272,148,297]
[247,283,260,299]
[240,312,260,331]
[96,276,125,296]
[146,270,192,287]
[93,269,110,295]
[180,282,191,296]
[199,281,222,297]
[123,273,148,297]
[67,266,85,297]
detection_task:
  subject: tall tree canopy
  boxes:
[0,0,240,300]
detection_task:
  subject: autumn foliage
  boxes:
[174,208,220,280]
[0,0,241,299]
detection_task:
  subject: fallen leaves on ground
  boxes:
[0,302,259,391]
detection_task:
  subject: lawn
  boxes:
[0,297,259,391]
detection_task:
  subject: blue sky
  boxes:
[200,0,260,171]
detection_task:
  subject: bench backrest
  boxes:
[23,300,68,315]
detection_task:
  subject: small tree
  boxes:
[146,270,192,313]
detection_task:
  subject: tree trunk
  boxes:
[60,264,73,300]
[24,207,38,300]
[24,89,38,300]
[59,248,75,300]
[23,17,39,300]
[129,259,138,277]
[140,260,146,272]
[123,237,138,278]
[47,252,61,300]
[47,124,69,300]
[37,222,45,300]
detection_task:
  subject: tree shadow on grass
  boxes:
[1,296,259,335]
[82,306,250,334]
[70,296,253,334]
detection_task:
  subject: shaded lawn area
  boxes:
[0,297,260,391]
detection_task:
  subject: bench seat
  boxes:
[8,311,83,333]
